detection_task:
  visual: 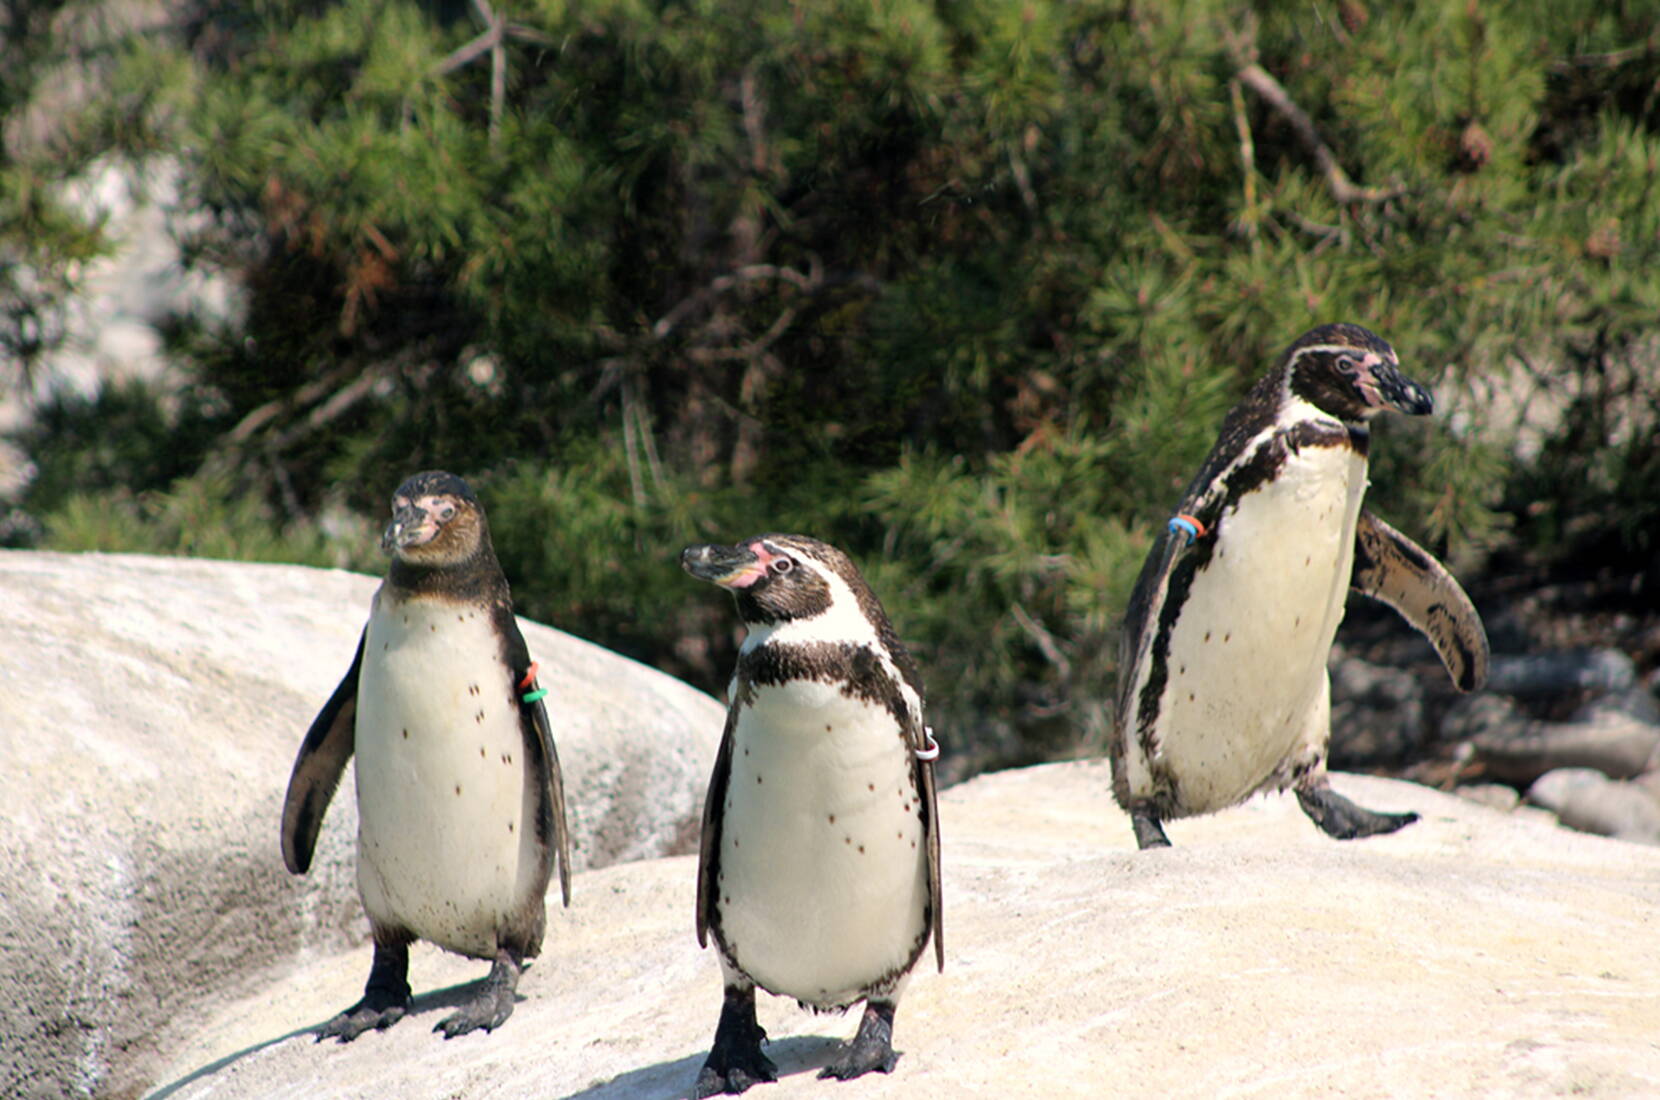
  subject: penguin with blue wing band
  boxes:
[1111,324,1489,850]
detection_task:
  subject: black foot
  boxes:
[1131,809,1172,850]
[318,941,412,1043]
[435,950,523,1039]
[819,1000,899,1081]
[1296,782,1419,840]
[694,984,777,1097]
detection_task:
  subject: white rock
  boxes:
[149,765,1660,1100]
[1527,768,1660,845]
[0,551,722,1100]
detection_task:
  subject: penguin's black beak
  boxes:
[1364,360,1434,417]
[382,502,436,552]
[682,543,765,589]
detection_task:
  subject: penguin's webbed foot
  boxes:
[818,1000,899,1082]
[1296,782,1419,840]
[317,993,411,1042]
[1131,810,1173,850]
[318,940,412,1042]
[435,951,522,1039]
[694,985,777,1097]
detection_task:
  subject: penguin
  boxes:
[681,534,943,1097]
[280,470,572,1040]
[1111,323,1490,850]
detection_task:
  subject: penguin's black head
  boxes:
[682,533,874,627]
[1283,323,1433,423]
[382,470,488,567]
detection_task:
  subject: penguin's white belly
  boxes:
[354,596,535,958]
[1152,443,1367,812]
[717,680,928,1006]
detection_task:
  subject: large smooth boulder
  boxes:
[151,764,1660,1099]
[0,551,723,1100]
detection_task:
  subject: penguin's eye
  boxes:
[434,502,457,522]
[768,557,794,577]
[1334,354,1360,376]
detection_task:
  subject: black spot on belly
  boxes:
[454,784,462,796]
[475,710,485,723]
[479,747,486,758]
[858,844,865,853]
[507,821,514,833]
[868,783,875,792]
[1204,631,1211,642]
[402,729,409,739]
[756,775,763,785]
[828,814,836,824]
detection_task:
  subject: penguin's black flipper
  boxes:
[695,707,740,950]
[1351,510,1490,692]
[524,690,572,908]
[1295,777,1419,840]
[917,749,944,973]
[281,631,364,875]
[500,611,572,909]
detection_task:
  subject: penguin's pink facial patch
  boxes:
[1338,352,1388,409]
[720,541,777,589]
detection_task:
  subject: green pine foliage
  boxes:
[10,1,1660,775]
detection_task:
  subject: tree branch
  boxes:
[1234,62,1402,205]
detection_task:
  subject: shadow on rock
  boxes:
[144,973,526,1098]
[563,1035,846,1100]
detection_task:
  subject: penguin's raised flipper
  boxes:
[1351,510,1490,692]
[1295,777,1418,840]
[281,631,364,875]
[819,999,900,1081]
[694,983,776,1098]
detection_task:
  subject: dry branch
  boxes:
[1233,62,1402,205]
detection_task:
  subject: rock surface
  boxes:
[1526,768,1660,844]
[150,765,1660,1100]
[1472,704,1660,784]
[0,551,723,1100]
